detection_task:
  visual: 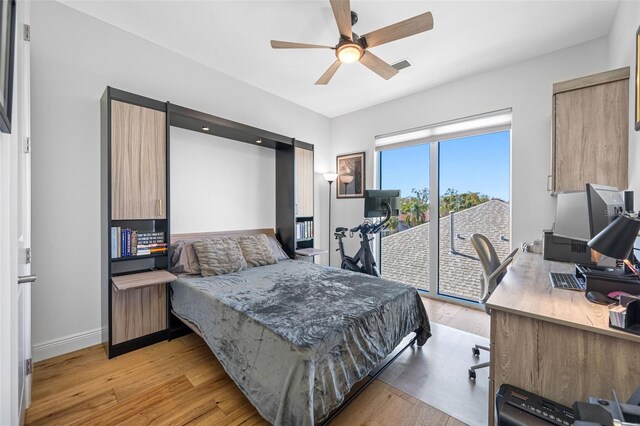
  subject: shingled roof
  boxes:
[380,199,510,301]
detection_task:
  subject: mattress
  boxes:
[170,259,431,425]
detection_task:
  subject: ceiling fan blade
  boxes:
[361,11,433,49]
[315,60,342,85]
[270,40,333,49]
[330,0,352,40]
[360,51,398,80]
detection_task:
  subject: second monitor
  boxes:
[364,190,400,218]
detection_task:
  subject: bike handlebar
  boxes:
[337,201,394,237]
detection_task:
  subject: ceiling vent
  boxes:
[392,59,412,71]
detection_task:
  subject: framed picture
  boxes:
[0,0,15,134]
[636,25,640,131]
[336,152,365,198]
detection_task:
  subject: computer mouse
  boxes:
[585,291,617,305]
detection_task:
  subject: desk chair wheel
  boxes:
[472,347,480,357]
[468,369,476,380]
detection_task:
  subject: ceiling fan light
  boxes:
[336,43,363,64]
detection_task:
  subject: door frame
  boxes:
[16,0,32,420]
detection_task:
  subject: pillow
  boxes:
[266,235,290,261]
[169,240,201,275]
[192,238,247,276]
[236,234,278,267]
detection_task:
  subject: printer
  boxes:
[543,191,594,265]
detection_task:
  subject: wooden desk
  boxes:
[486,252,640,424]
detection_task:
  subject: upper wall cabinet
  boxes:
[551,67,629,193]
[111,100,167,219]
[295,146,314,218]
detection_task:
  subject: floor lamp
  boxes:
[323,173,338,266]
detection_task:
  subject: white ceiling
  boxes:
[60,0,620,118]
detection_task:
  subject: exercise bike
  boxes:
[334,200,393,277]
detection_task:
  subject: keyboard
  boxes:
[549,272,586,291]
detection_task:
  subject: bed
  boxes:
[169,230,431,425]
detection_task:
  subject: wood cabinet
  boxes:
[294,144,315,253]
[551,67,629,193]
[111,100,167,219]
[275,141,315,256]
[101,87,171,358]
[295,147,314,217]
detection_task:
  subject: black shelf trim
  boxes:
[169,103,293,150]
[107,87,166,113]
[111,253,168,262]
[107,329,168,359]
[111,218,168,222]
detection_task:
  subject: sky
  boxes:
[380,130,510,202]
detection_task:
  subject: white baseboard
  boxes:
[33,328,104,362]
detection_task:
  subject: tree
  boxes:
[400,188,429,227]
[439,189,490,217]
[387,216,399,232]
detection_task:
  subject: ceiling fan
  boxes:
[270,0,434,85]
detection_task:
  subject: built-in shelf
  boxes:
[111,253,168,263]
[295,248,327,257]
[112,269,177,292]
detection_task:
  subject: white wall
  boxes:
[608,0,640,195]
[170,128,275,233]
[30,1,331,360]
[329,37,610,264]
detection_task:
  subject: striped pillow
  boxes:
[236,234,278,267]
[192,238,247,276]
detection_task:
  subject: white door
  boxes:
[16,1,33,423]
[0,1,30,423]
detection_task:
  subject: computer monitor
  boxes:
[553,191,590,242]
[364,190,400,218]
[586,183,625,238]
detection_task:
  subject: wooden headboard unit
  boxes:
[170,228,276,243]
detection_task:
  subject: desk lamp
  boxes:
[587,214,640,274]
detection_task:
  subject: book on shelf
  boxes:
[110,227,166,259]
[296,220,314,240]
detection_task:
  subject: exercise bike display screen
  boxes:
[364,190,400,218]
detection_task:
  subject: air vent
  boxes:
[392,59,412,71]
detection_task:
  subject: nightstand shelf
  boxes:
[112,270,176,291]
[295,248,327,257]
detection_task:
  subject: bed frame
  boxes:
[168,228,419,425]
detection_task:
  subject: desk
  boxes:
[486,252,640,425]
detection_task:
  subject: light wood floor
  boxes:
[421,296,490,338]
[26,297,487,426]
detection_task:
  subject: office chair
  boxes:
[468,233,518,380]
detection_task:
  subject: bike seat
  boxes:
[335,227,348,232]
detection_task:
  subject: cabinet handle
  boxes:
[547,175,552,192]
[157,199,163,217]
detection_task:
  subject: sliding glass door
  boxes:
[438,131,510,300]
[379,144,430,291]
[378,128,510,302]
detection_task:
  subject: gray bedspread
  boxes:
[170,260,431,425]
